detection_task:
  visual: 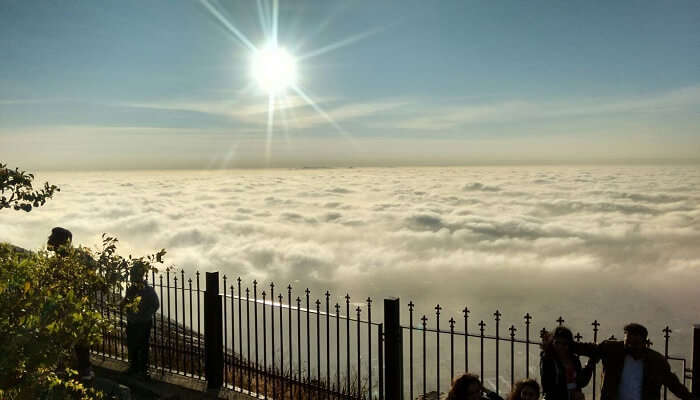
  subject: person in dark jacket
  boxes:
[47,227,96,382]
[572,323,695,400]
[540,326,594,400]
[447,373,504,400]
[122,263,160,380]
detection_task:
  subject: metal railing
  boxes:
[398,301,695,400]
[93,270,699,400]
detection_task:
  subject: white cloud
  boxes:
[3,165,699,382]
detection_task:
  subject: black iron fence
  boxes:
[93,269,700,400]
[397,301,696,400]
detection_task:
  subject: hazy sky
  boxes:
[1,0,699,169]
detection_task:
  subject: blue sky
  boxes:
[1,0,699,169]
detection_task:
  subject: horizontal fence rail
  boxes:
[92,270,698,400]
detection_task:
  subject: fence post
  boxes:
[693,324,700,395]
[204,272,223,390]
[384,297,403,400]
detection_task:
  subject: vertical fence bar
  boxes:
[524,313,531,379]
[449,318,455,383]
[378,323,384,400]
[316,299,321,388]
[196,271,201,376]
[346,294,351,394]
[335,303,341,392]
[271,283,275,398]
[181,270,186,373]
[464,308,469,373]
[166,269,172,371]
[664,326,671,400]
[422,315,427,399]
[367,298,372,400]
[118,285,124,360]
[229,284,234,387]
[101,289,105,358]
[263,290,268,397]
[246,287,251,391]
[479,320,485,387]
[160,275,165,375]
[204,272,223,389]
[384,298,403,400]
[278,293,284,399]
[174,275,179,372]
[494,310,501,395]
[222,276,227,385]
[509,326,516,388]
[254,281,259,393]
[297,296,302,385]
[306,288,311,386]
[692,324,699,395]
[325,291,331,396]
[105,286,111,357]
[152,270,157,370]
[288,285,293,389]
[592,320,599,400]
[357,306,362,397]
[237,278,243,389]
[409,302,415,400]
[189,278,194,376]
[435,305,441,397]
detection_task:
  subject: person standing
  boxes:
[122,263,160,380]
[47,227,95,382]
[573,323,696,400]
[540,326,594,400]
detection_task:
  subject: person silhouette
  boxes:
[122,263,160,380]
[573,323,696,400]
[46,227,95,382]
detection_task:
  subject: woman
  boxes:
[506,379,540,400]
[540,327,592,400]
[447,373,504,400]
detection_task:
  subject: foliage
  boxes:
[0,236,165,399]
[0,162,59,212]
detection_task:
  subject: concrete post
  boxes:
[204,272,223,389]
[384,297,403,400]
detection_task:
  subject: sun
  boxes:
[251,45,298,95]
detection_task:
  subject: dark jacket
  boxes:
[540,352,593,400]
[573,340,693,400]
[124,283,160,324]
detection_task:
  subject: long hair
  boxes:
[507,379,540,400]
[447,373,481,400]
[541,326,575,359]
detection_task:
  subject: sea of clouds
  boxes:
[2,166,699,362]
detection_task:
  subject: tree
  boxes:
[0,236,165,399]
[0,162,59,212]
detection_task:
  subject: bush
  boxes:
[0,237,165,399]
[0,162,59,212]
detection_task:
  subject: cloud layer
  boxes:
[1,166,699,360]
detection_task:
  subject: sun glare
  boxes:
[251,45,297,94]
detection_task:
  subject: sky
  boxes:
[1,0,699,169]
